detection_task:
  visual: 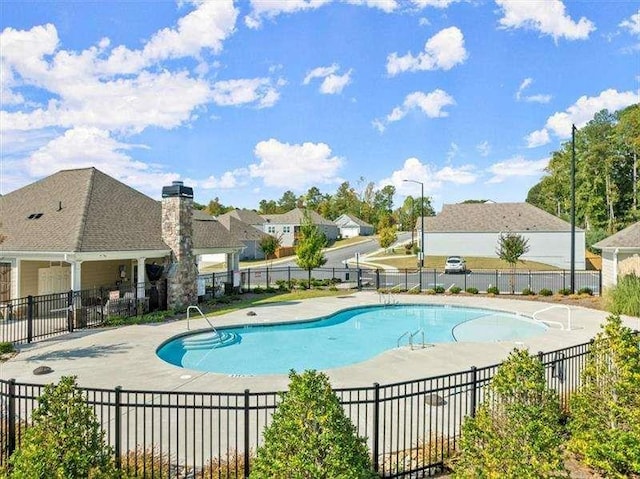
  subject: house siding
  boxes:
[424,231,586,269]
[600,251,615,288]
[20,261,64,297]
[619,252,640,277]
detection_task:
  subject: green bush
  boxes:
[275,280,289,292]
[9,376,119,479]
[465,287,479,294]
[252,286,264,294]
[453,349,566,478]
[558,288,572,296]
[0,342,15,355]
[264,286,276,293]
[605,273,640,317]
[521,287,535,296]
[577,287,593,296]
[568,315,640,477]
[450,286,462,294]
[539,288,553,296]
[250,370,376,479]
[486,286,499,295]
[434,286,445,294]
[425,289,436,295]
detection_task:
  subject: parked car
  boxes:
[444,256,467,273]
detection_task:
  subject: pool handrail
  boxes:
[396,331,410,348]
[409,328,425,350]
[186,305,218,333]
[532,305,572,331]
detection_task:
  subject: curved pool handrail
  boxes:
[186,305,218,333]
[532,305,572,331]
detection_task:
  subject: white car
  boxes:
[444,256,467,274]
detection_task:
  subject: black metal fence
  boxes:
[0,282,163,346]
[207,267,602,296]
[0,340,599,478]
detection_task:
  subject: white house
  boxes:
[334,214,374,238]
[593,221,640,288]
[262,208,338,247]
[416,202,586,269]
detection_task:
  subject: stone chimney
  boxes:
[161,180,198,310]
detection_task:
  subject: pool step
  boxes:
[183,331,240,350]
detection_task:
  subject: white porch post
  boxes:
[11,259,19,299]
[137,258,146,298]
[70,261,82,292]
[613,248,619,286]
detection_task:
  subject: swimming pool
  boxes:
[156,304,546,375]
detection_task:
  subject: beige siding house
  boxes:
[417,202,586,269]
[334,214,374,238]
[593,222,640,288]
[261,208,338,247]
[0,168,243,302]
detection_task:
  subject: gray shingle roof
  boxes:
[335,214,373,228]
[221,208,265,225]
[217,215,269,242]
[0,168,242,253]
[593,222,640,249]
[263,208,335,226]
[419,202,580,233]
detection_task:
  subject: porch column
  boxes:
[137,258,146,298]
[613,248,619,286]
[70,261,82,292]
[226,252,239,284]
[11,259,19,299]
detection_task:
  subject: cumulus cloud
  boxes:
[375,89,455,132]
[476,140,491,157]
[303,64,352,94]
[412,0,465,8]
[386,27,468,76]
[486,156,549,183]
[515,77,552,103]
[620,12,640,35]
[212,78,283,108]
[495,0,595,41]
[199,168,249,189]
[249,138,343,190]
[378,157,478,196]
[526,88,639,145]
[245,0,397,29]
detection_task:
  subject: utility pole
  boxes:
[571,124,576,294]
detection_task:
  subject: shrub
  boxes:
[567,315,640,477]
[558,288,572,296]
[453,349,566,478]
[486,286,499,295]
[465,287,479,295]
[329,286,338,292]
[605,273,640,317]
[121,446,171,478]
[9,376,119,479]
[264,286,276,293]
[577,287,593,296]
[434,286,445,294]
[250,370,376,479]
[521,287,535,296]
[424,289,436,295]
[539,288,553,296]
[252,286,264,294]
[195,450,247,479]
[450,286,462,294]
[275,280,289,292]
[0,342,15,355]
[407,289,421,295]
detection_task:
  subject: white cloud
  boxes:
[515,77,552,103]
[211,77,283,108]
[378,157,478,196]
[198,168,249,189]
[245,0,397,29]
[529,89,639,142]
[486,156,548,183]
[476,140,491,157]
[412,0,464,8]
[303,64,352,94]
[249,138,343,189]
[620,12,640,35]
[495,0,595,41]
[525,129,551,148]
[377,89,455,131]
[446,142,459,162]
[386,27,468,76]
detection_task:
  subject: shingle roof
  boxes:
[419,202,580,233]
[263,208,336,226]
[0,168,241,253]
[217,215,269,242]
[593,222,640,249]
[335,214,373,228]
[220,208,265,225]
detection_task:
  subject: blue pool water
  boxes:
[156,304,546,375]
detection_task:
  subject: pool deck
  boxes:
[2,292,637,393]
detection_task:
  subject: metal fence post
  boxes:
[244,389,251,478]
[266,267,270,289]
[114,386,122,470]
[248,268,251,291]
[8,379,16,458]
[372,383,380,472]
[27,296,34,343]
[470,366,478,418]
[67,290,74,333]
[563,270,566,291]
[598,270,602,296]
[433,268,437,290]
[375,269,380,290]
[495,270,498,290]
[405,269,408,290]
[287,266,291,286]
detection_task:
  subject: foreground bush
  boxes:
[605,273,640,317]
[568,315,640,477]
[250,370,376,479]
[9,376,119,479]
[453,349,567,478]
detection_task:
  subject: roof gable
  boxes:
[263,208,335,226]
[593,222,640,249]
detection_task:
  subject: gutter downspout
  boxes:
[613,248,619,286]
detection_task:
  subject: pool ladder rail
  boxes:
[397,328,426,350]
[186,305,217,332]
[379,291,400,306]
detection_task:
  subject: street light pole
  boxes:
[404,180,425,293]
[571,124,576,294]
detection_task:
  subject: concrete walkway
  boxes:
[2,292,634,393]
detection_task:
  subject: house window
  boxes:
[267,226,276,234]
[283,226,291,233]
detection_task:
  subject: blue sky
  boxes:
[1,0,639,212]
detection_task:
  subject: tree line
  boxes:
[527,104,639,247]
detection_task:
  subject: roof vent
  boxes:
[27,213,44,220]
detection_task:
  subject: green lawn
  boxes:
[369,255,559,271]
